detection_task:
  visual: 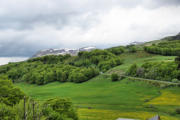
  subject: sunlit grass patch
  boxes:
[147,91,180,105]
[78,108,179,120]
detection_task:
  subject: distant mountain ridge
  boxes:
[32,46,96,57]
[161,32,180,41]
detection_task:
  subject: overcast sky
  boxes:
[0,0,180,56]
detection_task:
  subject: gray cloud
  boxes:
[0,0,180,56]
[1,0,180,30]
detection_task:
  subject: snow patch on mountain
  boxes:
[33,46,96,57]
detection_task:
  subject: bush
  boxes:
[119,76,126,80]
[172,78,179,83]
[111,73,119,82]
[43,98,78,120]
[0,103,16,120]
[107,46,125,55]
[127,61,180,82]
[129,46,137,53]
[1,97,78,120]
[13,98,43,120]
[126,64,137,76]
[136,67,144,77]
[0,79,24,106]
[175,108,180,114]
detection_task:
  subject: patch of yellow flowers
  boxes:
[147,91,180,105]
[78,108,178,120]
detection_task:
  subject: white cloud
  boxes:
[0,0,180,56]
[48,6,180,48]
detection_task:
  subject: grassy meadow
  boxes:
[15,51,180,120]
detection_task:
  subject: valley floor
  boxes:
[15,52,180,120]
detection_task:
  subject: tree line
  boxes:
[126,60,180,82]
[0,49,123,85]
[144,40,180,56]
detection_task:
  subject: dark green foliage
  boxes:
[43,98,78,120]
[28,54,71,64]
[176,108,180,114]
[172,78,179,83]
[0,97,78,120]
[111,73,119,81]
[0,79,24,106]
[126,64,138,77]
[0,103,16,120]
[98,58,123,72]
[144,40,180,56]
[0,49,123,85]
[68,71,88,83]
[107,46,125,55]
[119,76,126,80]
[128,46,137,53]
[175,56,180,70]
[127,61,180,82]
[76,49,120,67]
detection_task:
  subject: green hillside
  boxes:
[15,51,180,120]
[1,34,180,119]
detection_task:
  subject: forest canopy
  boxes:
[0,49,123,85]
[144,40,180,56]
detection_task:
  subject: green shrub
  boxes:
[0,79,24,106]
[13,98,43,120]
[0,103,16,120]
[119,76,126,80]
[172,78,179,83]
[175,108,180,114]
[3,97,79,120]
[144,40,180,56]
[107,46,125,55]
[111,73,119,82]
[43,98,78,120]
[129,46,137,53]
[126,64,137,76]
[127,61,180,82]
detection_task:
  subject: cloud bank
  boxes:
[0,0,180,56]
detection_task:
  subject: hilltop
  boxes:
[143,32,180,46]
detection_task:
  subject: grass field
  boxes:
[108,51,175,75]
[15,51,180,120]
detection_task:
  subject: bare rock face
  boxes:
[32,47,96,57]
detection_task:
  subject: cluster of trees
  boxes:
[126,61,180,82]
[107,46,125,55]
[106,45,137,54]
[0,49,123,85]
[0,97,78,120]
[7,63,99,85]
[75,49,123,72]
[28,54,71,64]
[144,40,180,56]
[0,79,24,106]
[126,45,137,53]
[43,98,78,120]
[0,76,78,120]
[144,46,180,56]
